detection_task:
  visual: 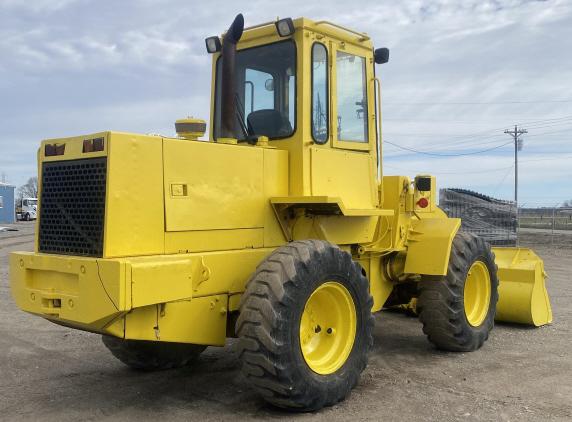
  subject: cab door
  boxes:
[309,41,378,210]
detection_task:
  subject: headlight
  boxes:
[275,18,295,37]
[205,36,222,53]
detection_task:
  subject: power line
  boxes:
[521,127,572,137]
[517,115,572,127]
[384,139,513,157]
[385,99,572,105]
[384,164,514,175]
[383,115,572,154]
[521,154,572,163]
[493,165,515,197]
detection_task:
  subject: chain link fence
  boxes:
[439,189,572,250]
[518,207,572,250]
[439,188,517,246]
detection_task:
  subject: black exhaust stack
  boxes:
[220,14,245,139]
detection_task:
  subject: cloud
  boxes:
[0,0,570,205]
[0,0,83,13]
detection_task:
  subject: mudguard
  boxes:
[404,217,461,276]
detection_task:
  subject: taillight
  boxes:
[83,137,104,153]
[44,143,65,156]
[417,197,429,208]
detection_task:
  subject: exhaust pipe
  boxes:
[221,14,244,139]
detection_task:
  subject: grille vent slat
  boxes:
[38,158,107,257]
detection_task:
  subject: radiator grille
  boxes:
[39,158,107,256]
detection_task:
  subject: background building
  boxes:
[0,182,16,224]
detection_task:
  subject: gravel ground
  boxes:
[1,221,570,421]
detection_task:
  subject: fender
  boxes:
[403,217,461,276]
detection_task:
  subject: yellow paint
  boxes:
[10,252,126,330]
[163,139,281,231]
[125,297,227,346]
[165,228,264,254]
[366,256,395,312]
[228,294,242,312]
[263,149,289,247]
[270,196,393,216]
[130,258,194,308]
[293,215,379,245]
[493,247,552,326]
[310,147,377,209]
[10,248,275,342]
[464,261,492,326]
[105,132,165,257]
[404,217,461,275]
[300,282,356,374]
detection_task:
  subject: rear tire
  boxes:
[417,232,498,352]
[101,336,206,370]
[236,240,374,411]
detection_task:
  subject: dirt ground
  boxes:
[1,222,571,421]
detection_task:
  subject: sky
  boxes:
[0,0,571,206]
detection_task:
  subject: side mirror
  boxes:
[374,47,389,64]
[264,78,274,91]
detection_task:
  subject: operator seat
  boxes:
[247,109,292,139]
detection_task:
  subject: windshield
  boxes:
[214,40,296,141]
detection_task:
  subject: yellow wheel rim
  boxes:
[299,282,357,375]
[464,261,491,327]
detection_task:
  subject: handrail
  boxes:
[243,20,276,32]
[314,21,370,42]
[374,77,383,182]
[222,20,276,38]
[229,19,371,43]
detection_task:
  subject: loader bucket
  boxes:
[492,247,553,326]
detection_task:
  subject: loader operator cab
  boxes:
[208,16,386,145]
[207,15,390,207]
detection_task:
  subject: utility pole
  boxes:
[504,125,527,205]
[505,125,527,246]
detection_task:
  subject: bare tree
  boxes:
[17,177,38,200]
[562,199,572,207]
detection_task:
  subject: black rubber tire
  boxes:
[24,213,30,221]
[236,240,374,412]
[101,336,206,370]
[417,232,499,352]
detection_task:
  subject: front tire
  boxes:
[236,240,374,411]
[417,232,498,352]
[101,336,206,370]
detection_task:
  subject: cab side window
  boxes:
[311,43,328,143]
[336,51,368,142]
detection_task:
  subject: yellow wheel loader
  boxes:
[10,14,552,411]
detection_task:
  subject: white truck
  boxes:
[16,197,37,221]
